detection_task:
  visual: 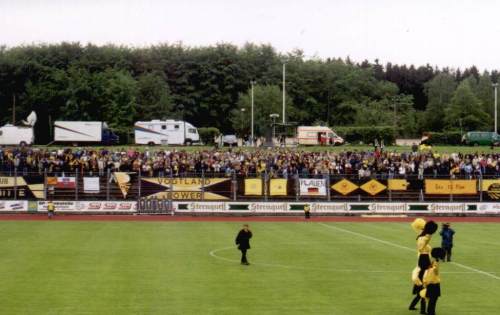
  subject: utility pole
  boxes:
[493,83,498,134]
[250,80,256,146]
[282,63,286,124]
[12,94,16,124]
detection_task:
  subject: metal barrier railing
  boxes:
[0,167,498,202]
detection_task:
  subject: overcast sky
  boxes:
[1,0,499,70]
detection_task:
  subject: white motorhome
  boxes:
[0,124,34,146]
[297,126,344,145]
[134,120,200,145]
[54,121,119,145]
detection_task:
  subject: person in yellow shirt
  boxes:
[47,200,55,219]
[421,247,445,315]
[409,219,438,313]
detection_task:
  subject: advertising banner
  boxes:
[37,201,136,212]
[299,178,327,196]
[425,180,477,195]
[360,179,387,196]
[142,177,231,200]
[0,200,28,211]
[83,177,100,193]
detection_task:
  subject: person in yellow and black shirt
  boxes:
[409,219,438,313]
[420,247,445,315]
[304,205,311,219]
[47,200,55,219]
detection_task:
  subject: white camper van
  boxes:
[134,120,200,145]
[297,126,344,145]
[0,124,34,146]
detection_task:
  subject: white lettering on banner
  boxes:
[187,202,225,212]
[430,203,465,213]
[312,203,348,212]
[477,203,500,213]
[249,203,288,212]
[370,203,407,213]
[299,178,327,196]
[0,200,28,211]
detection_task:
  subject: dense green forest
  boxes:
[0,42,497,143]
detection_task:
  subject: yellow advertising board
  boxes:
[425,179,477,195]
[270,179,287,196]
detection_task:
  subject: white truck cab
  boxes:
[297,126,344,145]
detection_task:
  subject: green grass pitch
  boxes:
[0,221,499,314]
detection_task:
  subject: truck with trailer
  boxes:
[134,119,199,145]
[54,121,119,145]
[297,126,344,146]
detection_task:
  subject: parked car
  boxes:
[462,131,500,146]
[221,135,238,146]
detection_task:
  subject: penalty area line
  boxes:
[318,222,500,281]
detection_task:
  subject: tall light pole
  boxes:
[250,80,256,146]
[282,63,286,124]
[493,83,498,134]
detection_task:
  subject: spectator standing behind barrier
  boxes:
[235,224,252,265]
[47,200,55,219]
[304,204,311,219]
[440,223,455,262]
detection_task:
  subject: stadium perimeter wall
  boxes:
[1,200,499,216]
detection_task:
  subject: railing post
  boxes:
[170,170,174,215]
[264,169,268,202]
[295,172,300,201]
[43,168,48,200]
[479,175,483,202]
[75,170,79,201]
[326,174,331,202]
[138,170,142,200]
[201,168,205,201]
[232,170,237,201]
[13,166,17,200]
[106,168,111,201]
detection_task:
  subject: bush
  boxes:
[198,127,220,145]
[334,126,397,145]
[426,131,463,145]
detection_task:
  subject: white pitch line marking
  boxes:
[318,222,500,281]
[208,246,488,274]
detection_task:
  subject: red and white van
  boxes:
[297,126,344,146]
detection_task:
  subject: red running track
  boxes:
[1,214,500,223]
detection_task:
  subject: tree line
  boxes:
[0,42,496,144]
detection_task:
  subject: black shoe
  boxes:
[409,306,417,310]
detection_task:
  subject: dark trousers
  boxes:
[240,249,248,263]
[427,296,439,315]
[443,245,452,261]
[409,294,426,314]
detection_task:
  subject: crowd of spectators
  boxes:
[0,146,499,179]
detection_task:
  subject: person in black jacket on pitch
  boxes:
[235,224,252,265]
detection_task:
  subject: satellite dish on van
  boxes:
[22,111,37,127]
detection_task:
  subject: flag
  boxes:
[83,177,100,193]
[331,179,358,195]
[388,179,409,191]
[270,179,287,196]
[244,178,263,196]
[113,172,131,198]
[360,179,387,195]
[47,177,57,186]
[56,177,76,189]
[299,178,327,196]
